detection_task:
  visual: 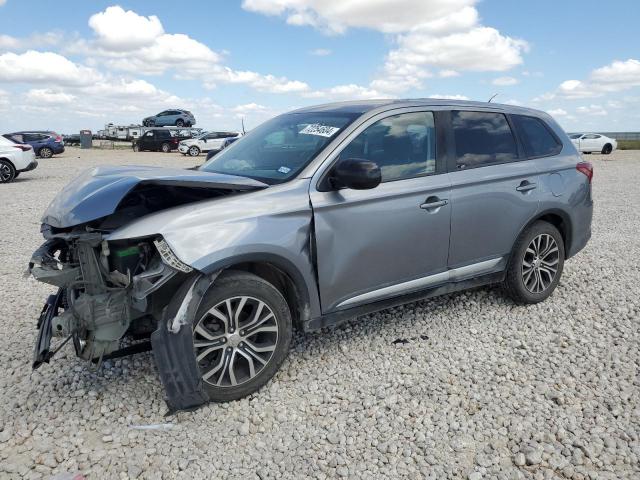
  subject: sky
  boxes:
[0,0,638,134]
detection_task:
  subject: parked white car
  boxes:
[570,133,617,154]
[0,135,37,183]
[178,131,241,157]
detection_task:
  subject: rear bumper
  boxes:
[19,160,39,172]
[53,145,65,154]
[567,226,591,258]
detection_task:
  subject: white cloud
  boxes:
[0,0,6,6]
[576,104,607,117]
[0,51,103,86]
[0,89,8,110]
[303,83,383,101]
[427,94,470,100]
[0,31,64,51]
[547,108,567,117]
[244,0,528,95]
[80,6,308,95]
[438,70,460,78]
[388,27,527,74]
[503,99,522,106]
[242,0,476,34]
[25,89,76,105]
[548,59,640,99]
[88,6,164,50]
[309,48,331,56]
[492,76,519,86]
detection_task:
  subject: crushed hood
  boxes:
[42,165,267,229]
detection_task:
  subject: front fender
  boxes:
[106,179,320,317]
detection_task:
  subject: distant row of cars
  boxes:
[132,128,241,156]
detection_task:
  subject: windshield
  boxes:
[569,133,582,139]
[199,112,359,184]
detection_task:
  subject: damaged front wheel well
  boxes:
[222,262,307,331]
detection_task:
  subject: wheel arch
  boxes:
[518,209,572,257]
[198,253,315,331]
[0,157,16,170]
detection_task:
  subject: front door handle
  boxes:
[420,197,448,210]
[516,181,537,193]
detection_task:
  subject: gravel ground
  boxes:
[0,148,638,480]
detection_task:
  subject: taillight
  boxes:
[172,138,178,144]
[13,145,32,152]
[576,161,593,183]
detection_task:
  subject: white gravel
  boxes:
[0,147,638,479]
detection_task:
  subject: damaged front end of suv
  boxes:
[29,165,282,411]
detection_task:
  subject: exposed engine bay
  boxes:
[30,228,187,365]
[28,166,285,412]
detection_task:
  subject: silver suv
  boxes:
[30,100,593,410]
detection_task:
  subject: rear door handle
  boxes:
[420,198,448,210]
[516,181,537,192]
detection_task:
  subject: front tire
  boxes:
[504,221,565,304]
[192,271,293,402]
[176,119,185,127]
[0,159,16,183]
[39,147,53,158]
[188,146,200,157]
[601,143,613,155]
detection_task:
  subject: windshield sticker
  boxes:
[299,124,340,138]
[277,166,292,174]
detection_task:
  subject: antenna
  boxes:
[488,93,499,103]
[241,117,246,134]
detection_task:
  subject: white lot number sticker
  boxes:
[299,124,340,138]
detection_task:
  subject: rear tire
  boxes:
[39,147,53,158]
[504,221,565,304]
[0,159,16,183]
[192,271,293,402]
[601,143,613,155]
[161,143,171,153]
[176,119,185,127]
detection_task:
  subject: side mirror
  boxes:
[330,158,381,190]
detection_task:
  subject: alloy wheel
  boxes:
[188,146,199,156]
[193,296,278,387]
[0,162,13,182]
[40,147,52,158]
[522,234,559,293]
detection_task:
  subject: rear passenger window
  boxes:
[452,111,518,169]
[339,111,437,182]
[512,115,561,158]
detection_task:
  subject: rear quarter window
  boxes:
[512,115,562,158]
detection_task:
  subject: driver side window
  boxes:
[338,111,436,182]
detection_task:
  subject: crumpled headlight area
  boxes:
[153,238,193,273]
